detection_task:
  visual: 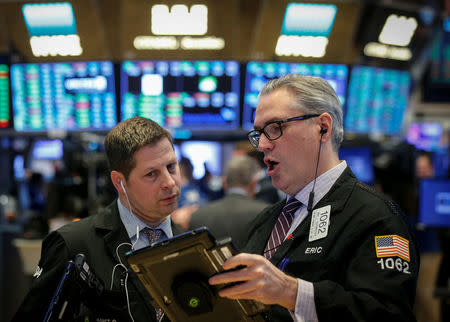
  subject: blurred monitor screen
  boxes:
[339,147,375,184]
[0,64,10,128]
[418,179,450,227]
[242,62,348,130]
[179,141,221,180]
[31,139,63,160]
[406,122,443,151]
[422,17,450,102]
[120,60,240,131]
[13,154,26,181]
[11,61,117,132]
[345,66,410,135]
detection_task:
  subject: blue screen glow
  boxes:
[339,147,375,184]
[32,139,63,159]
[419,179,450,227]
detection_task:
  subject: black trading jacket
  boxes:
[13,201,184,322]
[244,167,419,322]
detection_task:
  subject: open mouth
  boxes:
[265,158,279,171]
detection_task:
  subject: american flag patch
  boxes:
[375,235,410,262]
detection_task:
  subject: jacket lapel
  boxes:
[92,202,160,319]
[244,202,284,255]
[269,168,358,266]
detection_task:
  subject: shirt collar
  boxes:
[291,160,347,207]
[117,199,173,240]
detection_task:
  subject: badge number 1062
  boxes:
[377,257,410,274]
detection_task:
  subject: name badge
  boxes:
[309,205,331,242]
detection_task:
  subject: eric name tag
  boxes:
[309,205,331,242]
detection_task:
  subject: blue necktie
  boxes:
[141,227,166,320]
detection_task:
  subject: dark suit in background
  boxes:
[189,191,269,249]
[189,155,269,249]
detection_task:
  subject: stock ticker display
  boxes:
[120,60,241,131]
[242,62,348,130]
[11,61,117,132]
[0,64,10,128]
[345,66,411,136]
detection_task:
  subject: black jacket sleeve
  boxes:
[12,231,72,321]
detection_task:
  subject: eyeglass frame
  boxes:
[247,114,321,148]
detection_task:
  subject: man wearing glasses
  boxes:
[209,74,419,321]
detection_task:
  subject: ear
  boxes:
[110,170,125,193]
[318,113,333,141]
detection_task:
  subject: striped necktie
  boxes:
[264,198,302,260]
[141,227,166,320]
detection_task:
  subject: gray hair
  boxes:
[225,155,260,187]
[259,73,344,151]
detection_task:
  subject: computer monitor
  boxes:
[418,179,450,227]
[11,61,117,132]
[345,65,411,135]
[339,147,375,184]
[31,139,63,160]
[28,139,64,181]
[242,62,348,130]
[179,141,222,180]
[406,122,443,152]
[120,60,240,131]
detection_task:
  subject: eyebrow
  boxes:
[254,117,282,130]
[143,157,178,172]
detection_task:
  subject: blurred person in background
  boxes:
[189,155,270,249]
[233,140,284,204]
[171,156,209,230]
[21,172,49,239]
[177,156,208,208]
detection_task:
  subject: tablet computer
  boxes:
[125,227,267,322]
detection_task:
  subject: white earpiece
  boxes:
[120,180,126,192]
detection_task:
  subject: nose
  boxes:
[257,134,273,152]
[161,170,176,190]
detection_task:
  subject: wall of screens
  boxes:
[242,61,348,130]
[120,60,240,131]
[0,65,10,128]
[345,66,411,136]
[0,60,427,138]
[10,61,117,132]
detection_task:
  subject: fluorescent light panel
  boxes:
[151,4,207,35]
[281,3,337,37]
[378,14,417,46]
[22,2,77,36]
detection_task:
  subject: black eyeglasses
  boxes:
[247,114,320,148]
